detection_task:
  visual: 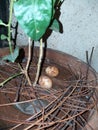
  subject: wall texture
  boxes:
[16,0,98,72]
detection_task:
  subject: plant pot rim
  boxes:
[0,46,97,130]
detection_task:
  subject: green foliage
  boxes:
[0,19,8,27]
[14,0,56,41]
[0,19,3,24]
[0,34,8,40]
[0,0,63,62]
[3,47,19,63]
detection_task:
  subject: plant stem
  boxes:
[24,37,32,86]
[18,38,32,86]
[0,23,8,27]
[8,0,14,54]
[23,69,32,86]
[33,38,43,86]
[26,38,32,71]
[0,72,22,87]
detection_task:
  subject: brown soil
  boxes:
[0,47,97,130]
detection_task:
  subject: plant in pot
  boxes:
[0,0,63,86]
[0,0,97,130]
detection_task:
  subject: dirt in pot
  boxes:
[0,47,97,130]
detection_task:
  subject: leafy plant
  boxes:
[0,0,64,86]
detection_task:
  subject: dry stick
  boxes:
[85,47,94,81]
[51,106,72,130]
[79,115,94,130]
[37,103,94,130]
[0,99,35,107]
[33,38,43,86]
[25,37,32,86]
[26,109,91,130]
[64,98,93,130]
[14,79,79,130]
[10,86,72,130]
[23,87,77,130]
[18,38,32,86]
[0,117,32,125]
[33,110,89,130]
[24,78,94,130]
[10,87,92,130]
[14,77,23,102]
[10,81,78,129]
[54,94,92,129]
[55,113,80,130]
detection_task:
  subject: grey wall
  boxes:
[15,0,98,72]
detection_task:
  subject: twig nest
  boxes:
[45,66,59,77]
[39,75,52,89]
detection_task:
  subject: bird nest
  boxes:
[0,47,97,130]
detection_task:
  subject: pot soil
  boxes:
[0,47,97,130]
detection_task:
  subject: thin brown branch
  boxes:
[33,38,43,86]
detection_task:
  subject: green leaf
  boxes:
[50,19,60,32]
[0,19,5,26]
[0,19,8,27]
[53,0,57,5]
[0,19,3,24]
[0,34,8,40]
[14,0,56,41]
[3,47,19,63]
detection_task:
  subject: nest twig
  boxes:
[0,48,97,130]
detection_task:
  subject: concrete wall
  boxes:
[15,0,98,72]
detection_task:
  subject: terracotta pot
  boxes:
[0,47,97,130]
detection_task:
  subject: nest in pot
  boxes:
[0,47,97,130]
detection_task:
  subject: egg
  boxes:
[39,75,52,89]
[45,66,59,77]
